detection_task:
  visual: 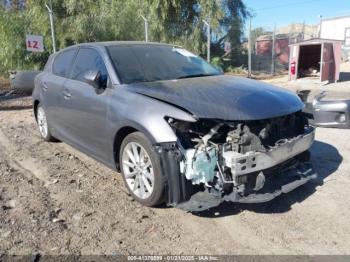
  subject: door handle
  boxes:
[63,90,72,99]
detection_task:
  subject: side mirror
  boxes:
[83,70,102,89]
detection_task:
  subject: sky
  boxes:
[244,0,350,30]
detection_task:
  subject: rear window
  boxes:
[52,49,76,77]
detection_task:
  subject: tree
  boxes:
[0,0,249,74]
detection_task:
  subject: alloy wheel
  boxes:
[122,141,155,199]
[37,106,48,138]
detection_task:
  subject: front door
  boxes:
[61,47,110,161]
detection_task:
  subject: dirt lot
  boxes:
[264,62,350,101]
[1,91,350,255]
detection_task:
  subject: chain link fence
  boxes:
[248,23,319,77]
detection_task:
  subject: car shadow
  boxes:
[192,140,342,217]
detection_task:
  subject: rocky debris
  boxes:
[52,218,65,223]
[72,213,83,221]
[1,231,11,238]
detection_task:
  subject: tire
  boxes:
[35,103,55,142]
[119,132,165,206]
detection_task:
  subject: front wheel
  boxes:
[36,103,55,142]
[120,132,165,206]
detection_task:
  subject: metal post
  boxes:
[45,1,56,53]
[271,24,276,75]
[248,17,252,78]
[319,15,323,38]
[141,15,148,42]
[302,21,305,41]
[203,19,210,62]
[320,43,324,82]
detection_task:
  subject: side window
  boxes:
[71,48,108,87]
[52,49,76,77]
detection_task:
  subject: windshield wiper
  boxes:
[176,73,214,79]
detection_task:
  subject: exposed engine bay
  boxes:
[159,111,317,211]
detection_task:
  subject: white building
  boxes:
[320,15,350,60]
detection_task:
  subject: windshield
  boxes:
[107,44,221,84]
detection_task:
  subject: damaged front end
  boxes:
[156,111,317,211]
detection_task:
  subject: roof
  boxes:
[289,38,344,46]
[256,33,304,42]
[55,41,180,55]
[74,41,174,47]
[321,14,350,22]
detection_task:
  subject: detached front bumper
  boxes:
[299,90,350,129]
[176,160,317,212]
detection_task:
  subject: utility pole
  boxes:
[140,15,148,42]
[203,19,210,62]
[45,0,56,53]
[271,24,276,76]
[248,17,252,78]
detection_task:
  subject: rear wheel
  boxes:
[36,103,55,142]
[120,132,164,206]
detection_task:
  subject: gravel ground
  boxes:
[1,87,350,255]
[263,62,350,101]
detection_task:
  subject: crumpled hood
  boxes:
[126,75,303,120]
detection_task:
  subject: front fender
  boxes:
[108,88,197,144]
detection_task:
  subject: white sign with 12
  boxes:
[26,35,44,52]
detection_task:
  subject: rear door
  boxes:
[321,43,335,82]
[43,48,77,136]
[60,47,110,161]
